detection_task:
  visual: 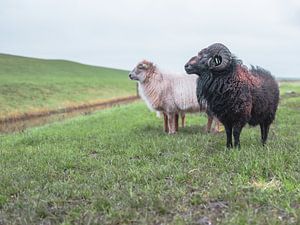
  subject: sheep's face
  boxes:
[184,49,211,75]
[129,61,153,83]
[185,43,232,75]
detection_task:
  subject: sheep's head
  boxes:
[185,43,232,76]
[129,60,155,83]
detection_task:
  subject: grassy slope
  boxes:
[0,54,135,117]
[0,83,299,225]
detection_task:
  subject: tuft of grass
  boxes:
[0,82,300,224]
[0,53,135,117]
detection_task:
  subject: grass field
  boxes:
[0,54,135,117]
[0,82,299,225]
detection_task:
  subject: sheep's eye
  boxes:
[137,65,144,69]
[214,56,222,65]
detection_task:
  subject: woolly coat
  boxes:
[138,68,202,114]
[196,60,279,128]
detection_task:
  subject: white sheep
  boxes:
[129,60,219,134]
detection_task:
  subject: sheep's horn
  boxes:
[207,43,232,71]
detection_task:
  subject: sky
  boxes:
[1,0,300,78]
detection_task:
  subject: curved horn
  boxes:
[207,43,232,71]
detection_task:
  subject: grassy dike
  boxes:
[0,53,135,118]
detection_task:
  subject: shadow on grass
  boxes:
[134,124,224,136]
[180,125,224,136]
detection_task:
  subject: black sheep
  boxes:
[185,43,279,148]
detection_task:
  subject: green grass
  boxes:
[0,54,135,117]
[0,82,299,224]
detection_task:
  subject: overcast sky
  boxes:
[1,0,300,78]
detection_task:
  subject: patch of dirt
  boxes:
[178,198,229,225]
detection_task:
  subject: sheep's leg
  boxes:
[264,124,270,145]
[163,112,169,133]
[261,122,270,145]
[260,123,265,144]
[175,113,179,132]
[233,125,243,148]
[181,113,185,128]
[167,113,176,134]
[205,116,213,132]
[224,124,233,148]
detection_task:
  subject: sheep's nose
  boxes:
[185,63,192,70]
[129,73,132,78]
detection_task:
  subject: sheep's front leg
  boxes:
[205,116,213,132]
[214,119,220,132]
[181,113,185,128]
[167,113,176,134]
[175,113,179,132]
[224,124,233,148]
[163,112,169,133]
[233,124,244,148]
